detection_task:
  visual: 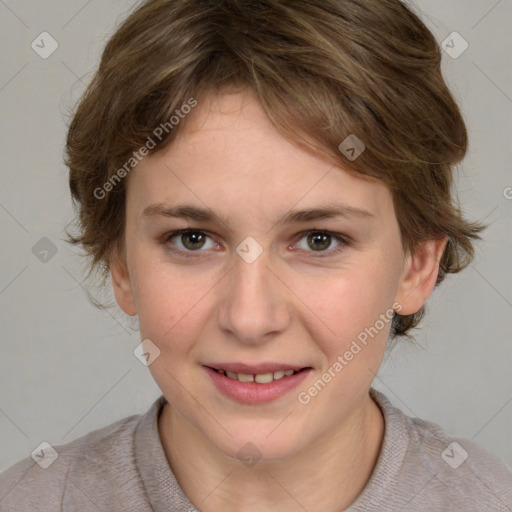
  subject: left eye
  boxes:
[294,231,345,253]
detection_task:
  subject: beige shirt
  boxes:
[1,388,511,511]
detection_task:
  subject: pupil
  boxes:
[183,232,205,250]
[308,232,330,251]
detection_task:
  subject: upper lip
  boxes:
[204,362,309,374]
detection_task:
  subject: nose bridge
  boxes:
[217,247,290,344]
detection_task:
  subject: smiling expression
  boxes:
[111,89,435,462]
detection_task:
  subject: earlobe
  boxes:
[110,248,137,316]
[395,237,448,316]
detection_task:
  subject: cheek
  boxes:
[293,262,397,363]
[129,249,222,358]
[129,250,191,340]
[314,269,393,332]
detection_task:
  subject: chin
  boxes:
[211,429,306,466]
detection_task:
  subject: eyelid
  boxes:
[164,229,220,255]
[291,229,350,257]
[163,228,351,257]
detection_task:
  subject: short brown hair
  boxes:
[65,0,484,338]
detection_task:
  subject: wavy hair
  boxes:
[65,0,485,338]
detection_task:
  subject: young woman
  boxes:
[1,1,511,510]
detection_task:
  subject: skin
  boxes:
[111,90,447,511]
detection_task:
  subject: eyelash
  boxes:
[162,228,351,258]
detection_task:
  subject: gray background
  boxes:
[0,0,511,472]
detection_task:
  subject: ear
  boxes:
[395,237,448,315]
[110,245,137,316]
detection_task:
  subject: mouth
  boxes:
[203,363,313,403]
[207,366,308,384]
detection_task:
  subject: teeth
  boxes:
[255,372,273,384]
[217,368,302,383]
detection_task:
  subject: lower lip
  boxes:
[204,366,312,404]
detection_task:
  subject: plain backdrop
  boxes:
[0,0,511,472]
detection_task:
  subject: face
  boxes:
[112,90,440,462]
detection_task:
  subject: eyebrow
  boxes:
[142,202,374,227]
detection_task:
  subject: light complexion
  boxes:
[111,90,446,511]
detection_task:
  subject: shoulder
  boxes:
[0,411,144,512]
[366,388,512,512]
[408,414,512,505]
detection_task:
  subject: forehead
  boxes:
[127,91,393,225]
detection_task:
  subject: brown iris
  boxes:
[307,232,331,251]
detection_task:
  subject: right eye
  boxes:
[163,229,219,254]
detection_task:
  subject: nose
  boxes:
[216,249,292,345]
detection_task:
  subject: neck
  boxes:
[158,391,384,512]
